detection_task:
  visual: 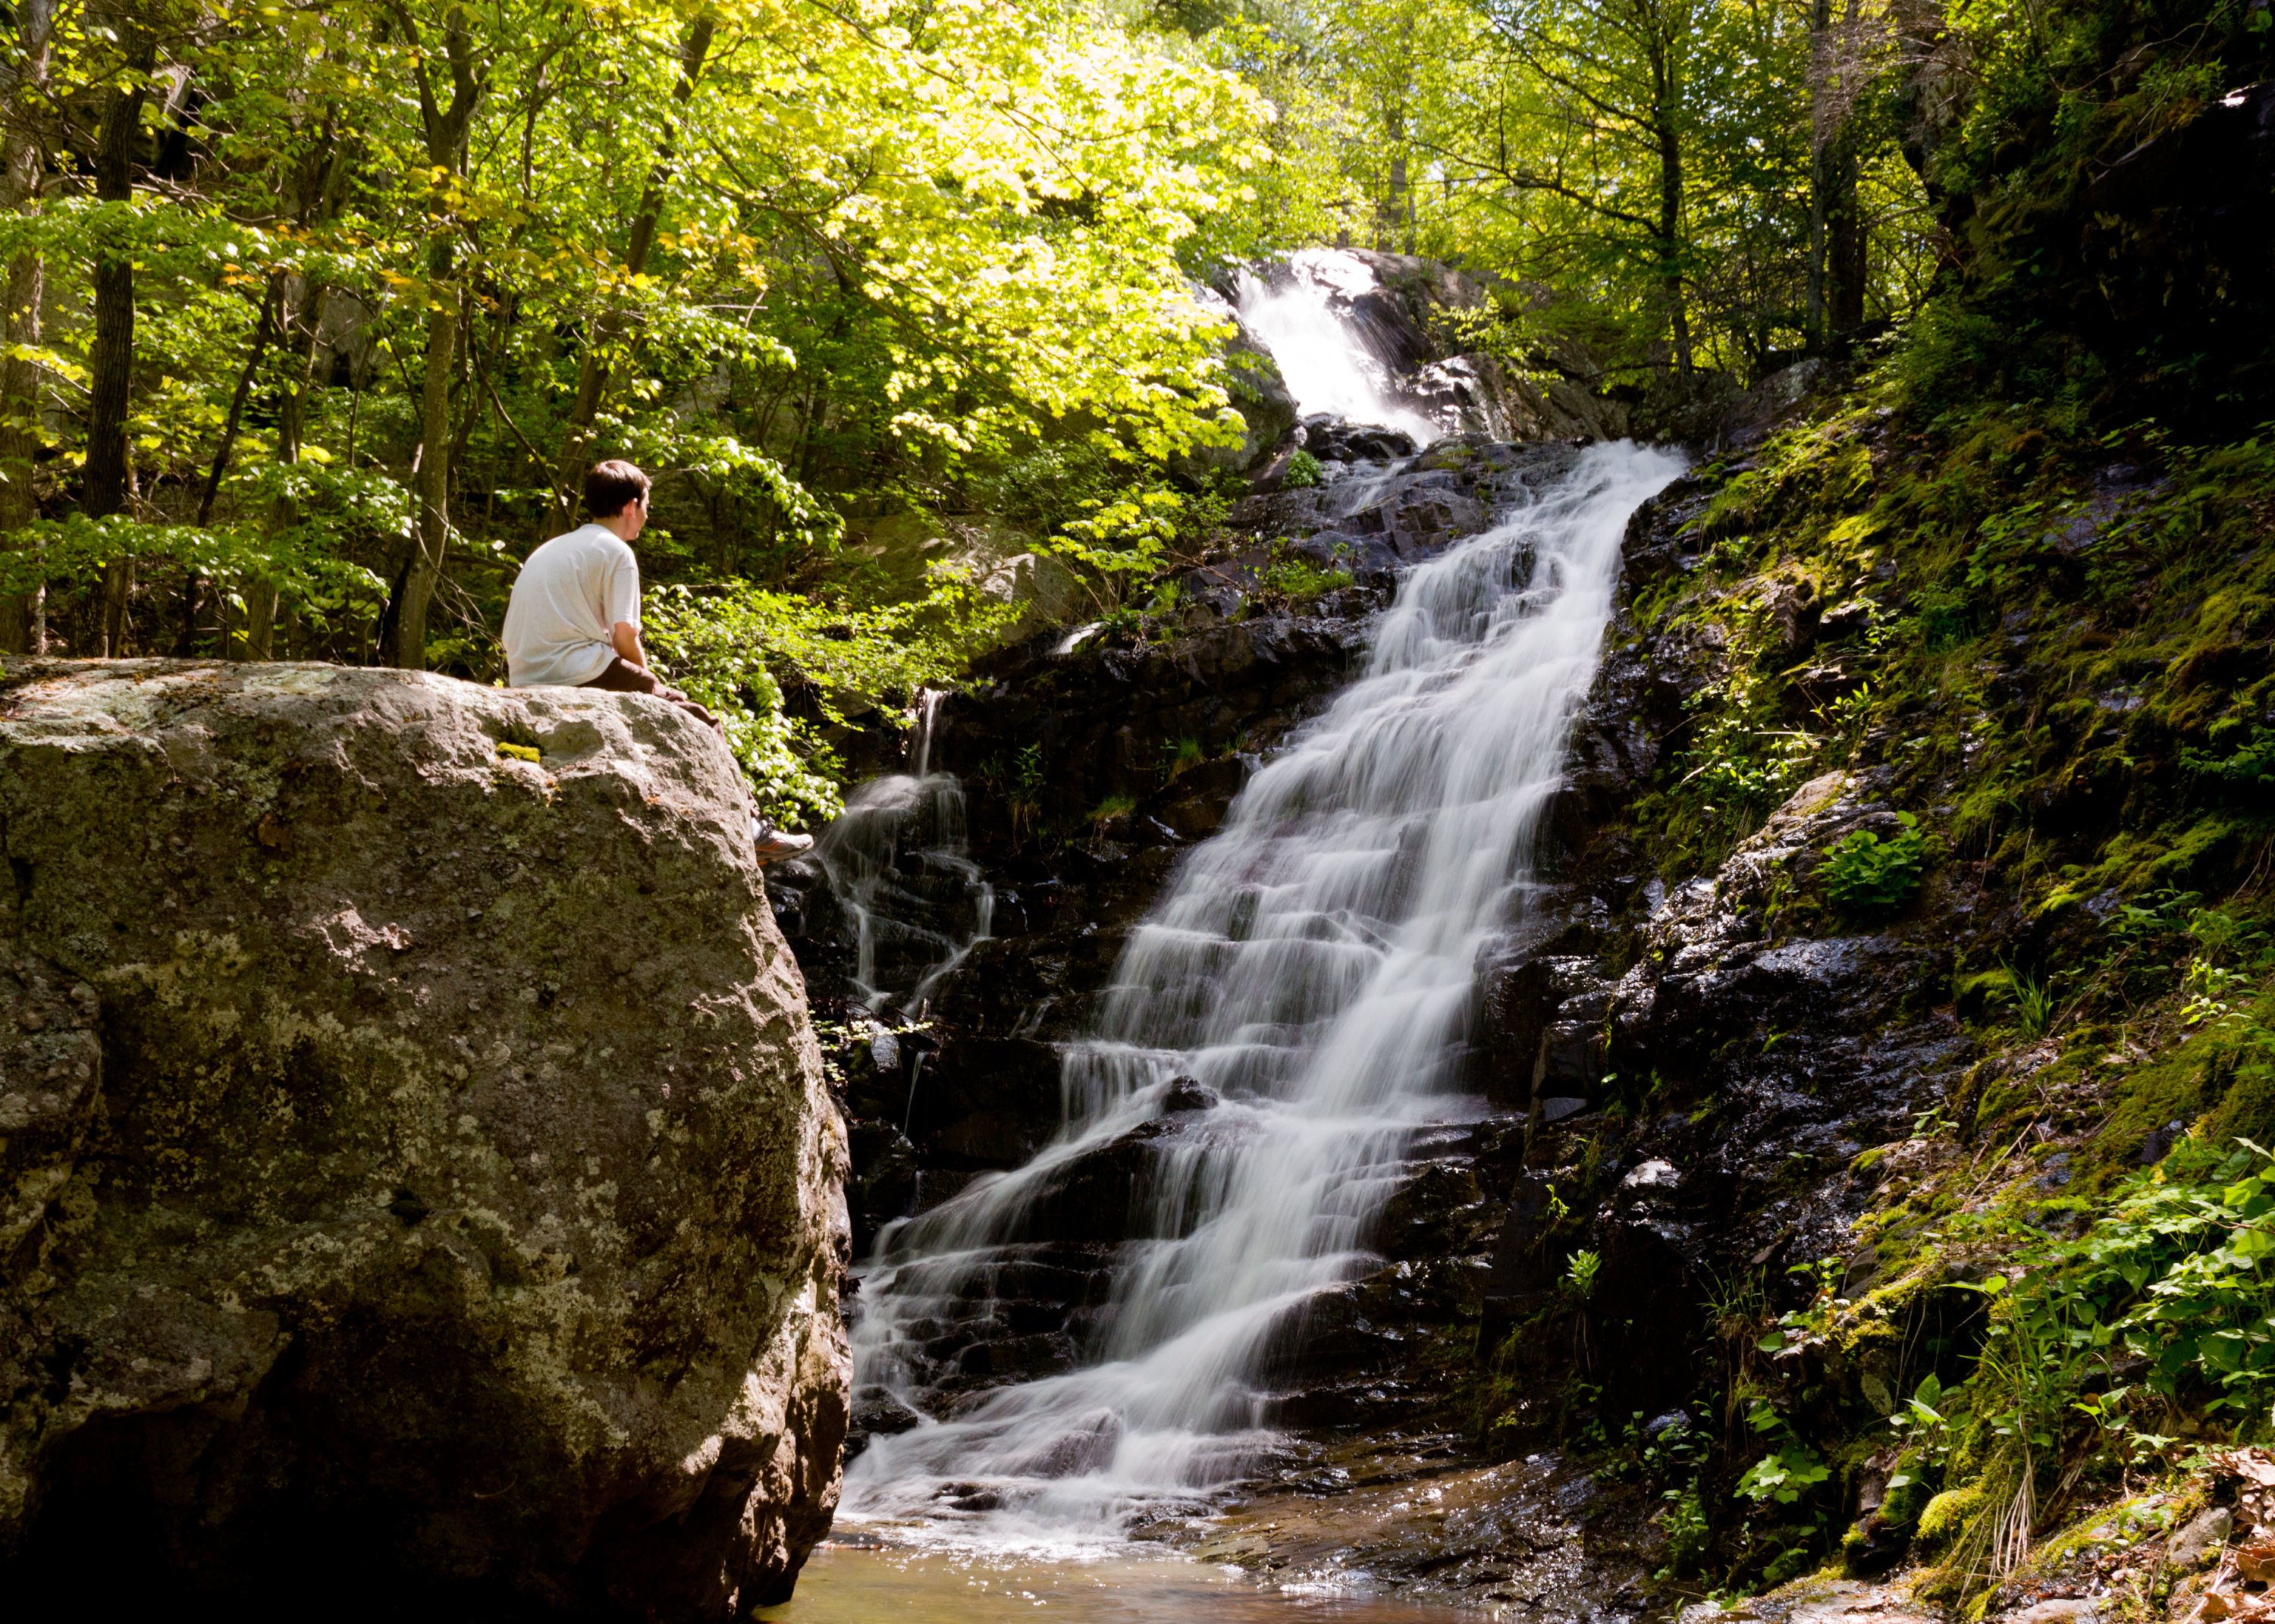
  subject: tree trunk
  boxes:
[1656,114,1692,376]
[1828,149,1868,335]
[1635,0,1692,374]
[196,276,281,527]
[549,11,715,526]
[1376,86,1409,252]
[244,279,325,660]
[381,0,487,668]
[391,240,457,669]
[85,74,146,522]
[241,566,279,660]
[1805,0,1832,350]
[1381,149,1412,254]
[0,0,55,654]
[87,64,149,657]
[1825,0,1870,337]
[240,117,347,662]
[178,274,281,655]
[0,158,42,656]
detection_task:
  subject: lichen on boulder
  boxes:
[0,659,848,1616]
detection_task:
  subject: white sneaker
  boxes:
[751,817,814,865]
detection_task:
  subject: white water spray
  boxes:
[814,690,993,1018]
[843,441,1684,1542]
[1234,250,1443,447]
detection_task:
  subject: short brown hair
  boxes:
[583,459,651,519]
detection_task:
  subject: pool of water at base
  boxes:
[754,1541,1505,1623]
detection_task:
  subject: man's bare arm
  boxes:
[612,620,647,669]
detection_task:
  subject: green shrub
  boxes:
[1820,814,1927,916]
[1656,1484,1710,1577]
[1735,1398,1831,1507]
[1160,735,1205,782]
[1259,539,1352,604]
[644,573,1021,826]
[2007,1134,2275,1425]
[1913,585,1977,651]
[1562,1248,1602,1300]
[2010,965,2055,1037]
[2183,725,2275,790]
[1282,447,1323,488]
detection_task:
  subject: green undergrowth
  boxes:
[642,573,1025,827]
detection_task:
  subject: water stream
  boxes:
[841,439,1684,1544]
[759,1544,1509,1622]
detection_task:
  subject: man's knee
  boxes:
[585,656,661,696]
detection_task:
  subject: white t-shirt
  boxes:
[502,523,641,688]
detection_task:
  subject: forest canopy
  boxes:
[0,0,2264,820]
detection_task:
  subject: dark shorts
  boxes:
[582,657,722,732]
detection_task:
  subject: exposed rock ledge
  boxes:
[0,660,848,1615]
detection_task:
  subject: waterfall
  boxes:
[1233,250,1444,448]
[841,440,1685,1541]
[814,690,994,1019]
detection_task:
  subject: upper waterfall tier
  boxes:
[1234,251,1448,447]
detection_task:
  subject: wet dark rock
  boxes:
[1845,1520,1912,1578]
[2138,1118,2187,1165]
[1709,359,1828,453]
[846,1388,925,1459]
[870,1240,1119,1403]
[1262,1281,1427,1384]
[1004,1411,1124,1478]
[1185,292,1301,476]
[2084,82,2275,375]
[1374,1163,1488,1257]
[1159,1076,1217,1115]
[1226,440,1577,596]
[956,1333,1080,1380]
[1017,1133,1163,1246]
[1301,413,1419,462]
[1455,498,1977,1435]
[905,1035,1062,1169]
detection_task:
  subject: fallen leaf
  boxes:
[2227,1450,2275,1488]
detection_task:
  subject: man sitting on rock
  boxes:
[504,459,811,862]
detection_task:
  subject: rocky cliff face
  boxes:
[0,660,848,1616]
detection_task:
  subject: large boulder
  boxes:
[0,660,848,1614]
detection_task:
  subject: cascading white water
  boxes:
[1234,250,1444,448]
[815,690,994,1018]
[843,441,1685,1542]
